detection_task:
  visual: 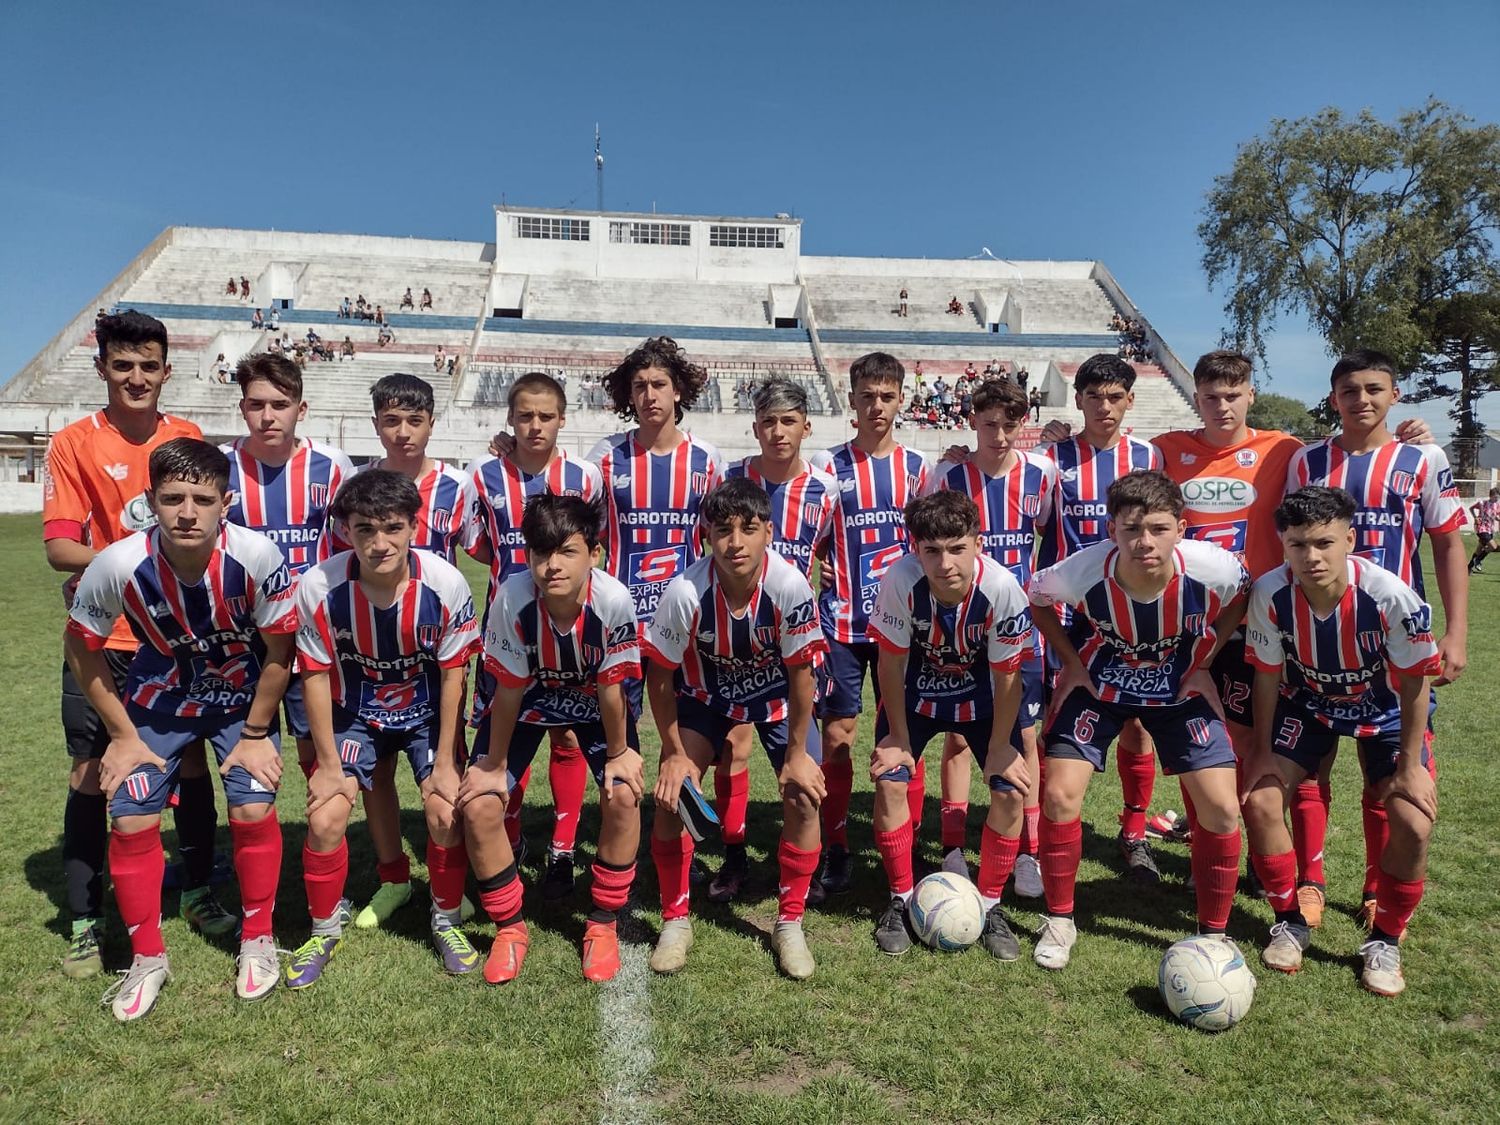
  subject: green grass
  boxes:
[1,513,1497,1123]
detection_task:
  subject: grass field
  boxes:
[1,511,1497,1124]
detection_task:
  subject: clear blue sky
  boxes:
[3,0,1497,433]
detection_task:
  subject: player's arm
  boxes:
[1428,528,1468,684]
[648,662,697,804]
[1387,672,1437,822]
[42,437,97,577]
[1393,417,1434,445]
[456,681,522,813]
[598,679,644,802]
[778,661,827,801]
[872,649,916,780]
[45,537,97,576]
[1202,592,1249,664]
[300,668,355,811]
[427,663,467,809]
[219,629,292,794]
[984,664,1028,795]
[63,630,165,799]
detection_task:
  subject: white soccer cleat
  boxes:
[772,922,816,980]
[236,935,281,1001]
[1262,921,1310,974]
[1033,915,1077,971]
[103,953,170,1023]
[1012,854,1045,899]
[649,919,694,975]
[1359,940,1406,997]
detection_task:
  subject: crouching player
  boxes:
[288,470,480,987]
[1028,471,1250,969]
[865,491,1033,958]
[644,478,828,979]
[1241,487,1440,996]
[65,438,296,1020]
[459,494,644,983]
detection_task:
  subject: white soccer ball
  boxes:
[909,872,985,952]
[1158,937,1257,1031]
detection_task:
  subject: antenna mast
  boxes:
[595,124,604,212]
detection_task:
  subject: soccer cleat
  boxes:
[103,953,170,1022]
[676,778,720,844]
[335,896,355,929]
[649,919,694,974]
[707,848,750,904]
[581,919,621,983]
[540,852,576,902]
[62,919,103,980]
[236,935,281,1000]
[1262,920,1311,974]
[1297,883,1327,928]
[180,887,239,937]
[771,922,816,980]
[483,922,531,984]
[818,844,854,896]
[1244,865,1267,900]
[1117,831,1161,883]
[432,918,480,975]
[873,897,913,956]
[1359,939,1406,997]
[354,881,413,929]
[980,904,1021,961]
[1034,915,1078,970]
[804,874,827,907]
[1012,853,1044,899]
[285,933,341,989]
[1146,810,1191,844]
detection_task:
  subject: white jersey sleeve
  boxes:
[584,436,615,466]
[1245,568,1289,672]
[67,536,137,647]
[1179,538,1252,604]
[641,571,699,669]
[483,572,535,688]
[1364,561,1443,674]
[1028,545,1101,609]
[236,525,298,633]
[427,556,480,667]
[869,555,918,652]
[1417,445,1467,535]
[592,571,642,684]
[767,554,825,666]
[978,557,1032,672]
[294,559,337,670]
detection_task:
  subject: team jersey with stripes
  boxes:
[66,523,297,716]
[346,459,475,563]
[1285,438,1466,597]
[483,568,640,727]
[722,457,838,578]
[587,431,724,625]
[296,550,479,731]
[868,553,1031,723]
[1036,434,1161,567]
[1474,499,1498,535]
[642,552,825,724]
[221,437,354,577]
[1029,538,1250,707]
[1246,557,1442,737]
[809,442,934,644]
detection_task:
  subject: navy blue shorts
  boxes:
[282,675,310,741]
[1210,634,1254,727]
[1020,659,1044,729]
[332,709,439,790]
[817,637,881,719]
[1044,689,1236,775]
[874,707,1027,793]
[622,676,645,722]
[111,703,281,818]
[676,695,823,772]
[471,710,640,789]
[1270,697,1434,787]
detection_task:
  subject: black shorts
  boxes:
[1479,532,1494,546]
[1210,633,1254,727]
[61,650,134,761]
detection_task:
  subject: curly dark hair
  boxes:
[602,336,708,424]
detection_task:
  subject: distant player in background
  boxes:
[1470,487,1498,573]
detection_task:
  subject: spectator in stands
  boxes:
[226,278,238,297]
[240,276,250,300]
[932,376,949,408]
[339,296,352,319]
[1029,387,1042,421]
[95,308,106,328]
[378,324,395,347]
[964,361,977,380]
[400,287,415,310]
[356,295,370,320]
[898,287,909,318]
[267,307,280,331]
[447,353,457,377]
[947,295,964,315]
[420,288,433,311]
[433,345,447,372]
[914,360,925,380]
[958,386,973,421]
[306,329,321,345]
[216,354,233,383]
[268,335,282,355]
[340,336,355,361]
[374,305,386,326]
[279,332,292,353]
[1017,366,1029,393]
[251,308,264,330]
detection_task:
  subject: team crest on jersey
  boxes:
[582,643,604,667]
[692,471,711,494]
[1390,470,1414,496]
[802,504,825,528]
[755,625,780,647]
[224,596,247,619]
[1184,613,1207,636]
[1359,629,1385,654]
[309,484,329,508]
[964,623,986,646]
[417,624,441,648]
[1235,449,1258,467]
[430,509,453,532]
[1021,494,1042,517]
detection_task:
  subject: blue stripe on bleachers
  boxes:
[818,328,1121,348]
[480,317,810,343]
[122,303,476,332]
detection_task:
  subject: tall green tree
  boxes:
[1246,391,1327,440]
[1408,289,1500,477]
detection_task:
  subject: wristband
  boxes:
[240,724,270,739]
[605,747,631,760]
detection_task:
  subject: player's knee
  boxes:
[988,787,1023,816]
[604,783,639,814]
[423,795,457,836]
[784,786,819,821]
[1195,799,1239,835]
[306,800,348,842]
[229,800,274,825]
[465,794,505,837]
[1387,800,1433,848]
[1242,784,1284,829]
[70,757,103,795]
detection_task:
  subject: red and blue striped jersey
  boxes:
[1030,538,1249,707]
[1037,435,1162,567]
[221,437,354,577]
[1286,439,1466,597]
[1247,557,1442,737]
[587,431,724,625]
[868,553,1031,722]
[296,550,479,731]
[642,552,825,724]
[722,457,838,579]
[343,459,475,563]
[67,523,297,717]
[483,568,640,727]
[809,442,934,643]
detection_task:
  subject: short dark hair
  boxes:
[96,310,169,363]
[1074,353,1137,394]
[1274,486,1357,532]
[521,493,603,554]
[1330,348,1400,389]
[235,352,303,400]
[849,351,905,391]
[370,372,434,416]
[904,490,980,542]
[149,438,229,492]
[1192,350,1253,387]
[507,371,568,414]
[970,378,1029,420]
[1106,470,1183,519]
[700,477,773,528]
[751,376,809,418]
[330,469,420,524]
[603,337,708,423]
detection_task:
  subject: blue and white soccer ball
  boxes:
[909,872,985,951]
[1158,937,1257,1031]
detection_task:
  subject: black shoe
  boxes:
[1117,831,1161,883]
[541,851,576,901]
[1244,864,1267,900]
[707,847,749,904]
[688,855,712,887]
[512,834,531,870]
[874,896,913,955]
[819,844,854,895]
[980,903,1020,961]
[804,875,827,908]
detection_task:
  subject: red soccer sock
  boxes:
[821,758,854,848]
[1250,849,1299,916]
[1290,780,1331,886]
[477,865,523,928]
[503,766,531,847]
[302,838,349,925]
[651,833,695,920]
[1020,804,1041,856]
[376,854,411,886]
[977,825,1020,903]
[777,839,821,923]
[230,811,283,941]
[590,859,635,918]
[1117,749,1155,841]
[940,800,969,850]
[1361,792,1389,898]
[426,840,468,914]
[714,768,750,847]
[1191,827,1242,933]
[907,758,926,832]
[1373,871,1424,940]
[874,819,915,896]
[1039,815,1083,915]
[109,823,166,957]
[548,743,587,853]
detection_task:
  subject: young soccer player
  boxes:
[1470,487,1499,573]
[470,372,604,899]
[1283,349,1467,928]
[1242,487,1440,995]
[925,378,1055,899]
[810,352,933,895]
[865,491,1033,958]
[644,478,828,979]
[1028,470,1250,969]
[65,438,296,1020]
[459,494,643,984]
[43,311,224,976]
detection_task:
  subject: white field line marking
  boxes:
[598,919,656,1125]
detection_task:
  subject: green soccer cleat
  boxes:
[286,933,341,989]
[354,881,413,929]
[63,918,103,980]
[180,887,239,937]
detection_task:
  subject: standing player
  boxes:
[460,494,644,984]
[1242,487,1440,995]
[65,439,296,1020]
[42,310,224,977]
[644,479,828,979]
[1028,471,1250,969]
[810,352,933,895]
[1470,487,1498,573]
[865,491,1033,958]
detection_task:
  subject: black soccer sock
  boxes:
[64,788,108,920]
[174,773,219,891]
